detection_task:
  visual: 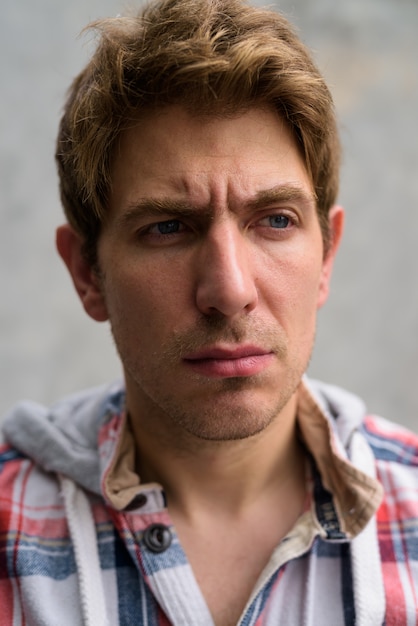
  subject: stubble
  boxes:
[112,314,311,443]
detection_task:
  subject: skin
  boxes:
[57,105,344,625]
[57,105,343,448]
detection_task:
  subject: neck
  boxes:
[128,388,304,519]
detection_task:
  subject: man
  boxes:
[0,0,417,624]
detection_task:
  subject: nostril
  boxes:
[195,273,258,317]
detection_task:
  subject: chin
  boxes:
[168,385,298,442]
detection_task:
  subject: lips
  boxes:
[183,345,274,378]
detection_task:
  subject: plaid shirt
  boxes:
[0,379,417,625]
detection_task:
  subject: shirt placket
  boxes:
[109,485,215,626]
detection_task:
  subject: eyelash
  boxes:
[138,211,297,242]
[149,220,185,235]
[257,214,294,230]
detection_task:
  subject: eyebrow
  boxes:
[113,184,316,230]
[247,185,316,210]
[113,199,204,231]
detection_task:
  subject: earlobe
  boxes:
[317,205,345,309]
[56,224,109,322]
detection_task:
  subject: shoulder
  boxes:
[0,442,31,485]
[0,442,63,527]
[361,415,418,532]
[360,416,418,619]
[361,414,418,467]
[361,415,418,495]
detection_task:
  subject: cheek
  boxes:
[257,250,323,316]
[106,265,189,339]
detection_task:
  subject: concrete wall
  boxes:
[1,0,417,429]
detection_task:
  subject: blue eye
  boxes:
[269,215,290,229]
[156,220,181,234]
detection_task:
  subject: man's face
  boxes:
[86,106,341,442]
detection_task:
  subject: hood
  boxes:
[2,380,125,495]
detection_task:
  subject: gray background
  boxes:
[1,0,417,429]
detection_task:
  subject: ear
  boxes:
[317,205,345,309]
[56,224,109,322]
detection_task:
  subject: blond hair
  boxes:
[56,0,340,265]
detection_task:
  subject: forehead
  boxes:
[109,105,314,213]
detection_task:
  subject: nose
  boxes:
[195,221,258,318]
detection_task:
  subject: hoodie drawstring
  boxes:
[59,474,109,626]
[349,431,386,625]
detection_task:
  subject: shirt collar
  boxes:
[98,380,383,538]
[297,381,383,538]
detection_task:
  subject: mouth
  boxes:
[183,344,275,378]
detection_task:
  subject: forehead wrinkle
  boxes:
[178,177,315,216]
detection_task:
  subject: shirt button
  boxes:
[143,523,172,553]
[124,493,148,511]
